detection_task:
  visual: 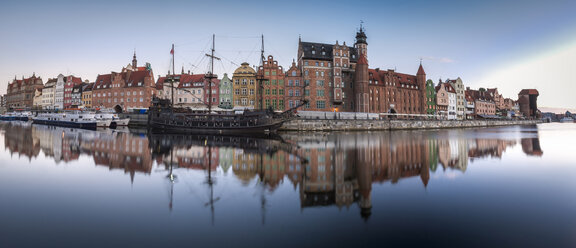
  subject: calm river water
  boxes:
[0,122,575,247]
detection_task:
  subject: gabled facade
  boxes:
[232,62,257,109]
[285,60,304,110]
[63,75,84,109]
[82,83,93,108]
[54,74,65,110]
[219,73,233,109]
[487,88,504,111]
[42,78,57,110]
[435,81,456,120]
[32,88,43,109]
[258,55,285,111]
[6,74,44,109]
[446,77,465,120]
[71,83,86,108]
[425,79,437,115]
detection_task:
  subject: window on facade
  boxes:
[250,89,254,95]
[317,90,325,97]
[317,80,324,86]
[295,90,300,96]
[304,89,309,96]
[235,89,240,95]
[242,88,247,95]
[316,101,326,109]
[305,71,309,76]
[291,71,296,76]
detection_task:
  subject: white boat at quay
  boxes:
[94,110,130,127]
[33,112,99,129]
[0,111,32,121]
[560,117,574,123]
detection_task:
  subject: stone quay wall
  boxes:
[280,119,542,132]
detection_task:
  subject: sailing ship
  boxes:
[148,35,306,134]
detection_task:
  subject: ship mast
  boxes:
[171,44,175,108]
[205,34,220,113]
[258,35,265,110]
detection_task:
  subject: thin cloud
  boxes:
[423,56,456,63]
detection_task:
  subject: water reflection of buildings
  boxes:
[2,123,152,181]
[1,123,546,220]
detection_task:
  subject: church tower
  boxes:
[417,61,427,114]
[354,25,369,113]
[132,52,137,68]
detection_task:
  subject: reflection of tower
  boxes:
[521,138,543,156]
[355,134,372,221]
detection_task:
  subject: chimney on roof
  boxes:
[181,66,184,74]
[375,68,380,72]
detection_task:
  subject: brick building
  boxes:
[285,60,304,110]
[297,38,358,111]
[258,55,285,111]
[63,76,84,109]
[296,27,427,115]
[518,89,539,118]
[92,53,156,112]
[6,74,44,109]
[467,88,496,118]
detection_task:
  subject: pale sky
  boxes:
[1,0,575,109]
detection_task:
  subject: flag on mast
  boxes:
[170,47,174,55]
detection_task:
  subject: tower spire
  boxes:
[132,51,137,68]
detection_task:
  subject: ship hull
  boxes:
[33,119,97,130]
[149,119,285,134]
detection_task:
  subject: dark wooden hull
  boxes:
[148,117,286,134]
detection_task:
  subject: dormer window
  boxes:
[138,82,142,86]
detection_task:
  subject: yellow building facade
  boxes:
[232,62,257,109]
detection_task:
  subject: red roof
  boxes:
[94,74,112,89]
[125,70,152,87]
[519,89,539,95]
[417,63,425,75]
[368,69,419,88]
[156,73,205,89]
[443,83,456,93]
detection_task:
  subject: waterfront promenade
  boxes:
[280,119,542,131]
